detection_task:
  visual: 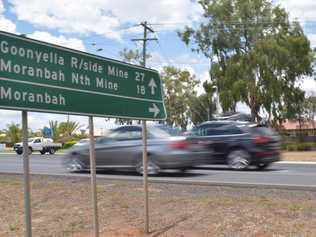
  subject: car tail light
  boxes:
[170,140,191,149]
[253,136,271,144]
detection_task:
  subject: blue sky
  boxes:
[0,0,316,133]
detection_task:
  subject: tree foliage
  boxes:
[190,82,217,125]
[58,120,80,137]
[161,66,199,130]
[5,123,21,144]
[49,119,80,142]
[179,0,314,125]
[119,48,150,65]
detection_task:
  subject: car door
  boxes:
[205,124,247,163]
[204,127,230,162]
[95,127,142,167]
[32,138,43,151]
[190,123,232,163]
[187,124,218,160]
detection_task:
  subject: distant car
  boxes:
[13,137,62,155]
[187,121,281,170]
[63,125,210,174]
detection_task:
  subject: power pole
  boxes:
[132,21,157,67]
[131,21,157,234]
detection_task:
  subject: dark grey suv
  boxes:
[187,121,281,170]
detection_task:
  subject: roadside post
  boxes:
[22,110,32,237]
[0,31,166,236]
[133,21,158,234]
[89,116,99,237]
[142,120,149,232]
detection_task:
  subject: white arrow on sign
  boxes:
[149,103,160,117]
[148,78,157,95]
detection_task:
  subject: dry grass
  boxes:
[0,174,316,237]
[282,151,316,161]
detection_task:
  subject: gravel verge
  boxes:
[1,174,316,237]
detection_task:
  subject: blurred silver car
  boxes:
[63,125,210,174]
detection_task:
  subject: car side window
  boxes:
[109,128,142,141]
[206,128,224,136]
[124,131,142,140]
[228,126,244,134]
[193,125,208,136]
[195,124,226,136]
[33,139,41,143]
[206,125,244,136]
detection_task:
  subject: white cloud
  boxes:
[28,31,86,51]
[10,0,202,40]
[0,0,4,14]
[0,17,17,33]
[148,51,168,69]
[300,78,316,95]
[236,102,250,114]
[0,109,117,135]
[196,71,210,96]
[278,0,316,22]
[307,34,316,48]
[0,110,20,128]
[0,0,17,33]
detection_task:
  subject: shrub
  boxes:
[287,144,297,151]
[63,140,77,149]
[296,143,313,151]
[286,142,314,151]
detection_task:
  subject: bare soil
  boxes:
[0,174,316,237]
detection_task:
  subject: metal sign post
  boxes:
[89,116,99,237]
[133,21,158,234]
[22,110,32,237]
[142,120,149,233]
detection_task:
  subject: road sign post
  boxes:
[89,116,99,237]
[22,110,32,237]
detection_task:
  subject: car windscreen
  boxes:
[252,126,278,137]
[154,125,182,136]
[79,139,89,143]
[148,126,175,138]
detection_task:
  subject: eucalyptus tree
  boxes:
[5,123,21,144]
[161,66,199,130]
[179,0,314,124]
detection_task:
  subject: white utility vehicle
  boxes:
[13,137,62,155]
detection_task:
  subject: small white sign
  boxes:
[0,144,6,150]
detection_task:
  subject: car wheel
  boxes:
[227,149,250,170]
[65,161,85,172]
[40,150,46,155]
[16,148,32,155]
[16,150,23,155]
[179,168,189,173]
[136,159,160,175]
[256,163,270,170]
[49,148,56,155]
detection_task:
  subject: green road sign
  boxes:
[0,31,166,120]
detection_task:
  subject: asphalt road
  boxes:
[1,153,316,190]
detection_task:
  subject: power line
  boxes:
[149,19,316,26]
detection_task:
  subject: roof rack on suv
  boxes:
[213,112,253,122]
